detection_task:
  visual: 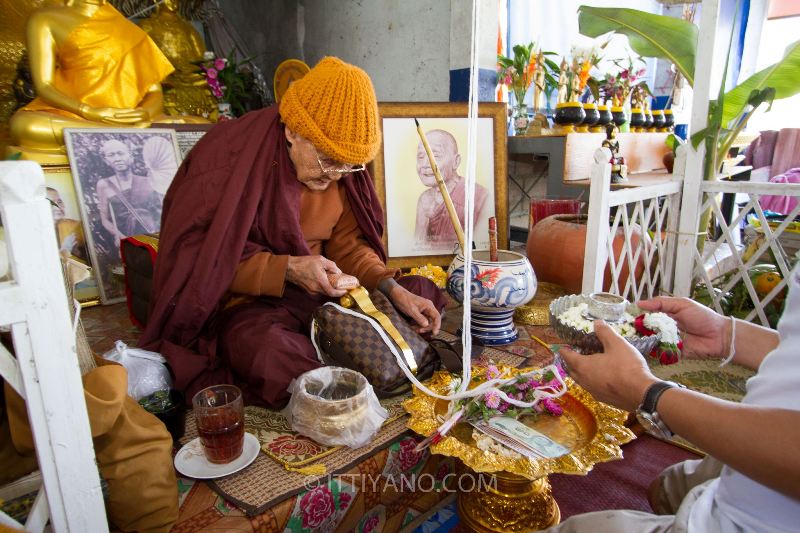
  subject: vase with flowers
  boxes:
[497,42,538,135]
[198,51,254,121]
[599,57,649,130]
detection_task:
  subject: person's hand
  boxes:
[286,255,347,297]
[559,321,658,412]
[387,285,441,335]
[637,296,729,360]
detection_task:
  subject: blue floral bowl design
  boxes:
[447,250,537,345]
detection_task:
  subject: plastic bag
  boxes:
[103,340,172,400]
[285,367,388,449]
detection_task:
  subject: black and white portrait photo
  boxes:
[64,128,181,303]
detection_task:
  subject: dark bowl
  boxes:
[596,106,613,128]
[644,112,654,130]
[611,107,627,127]
[663,110,675,130]
[653,111,666,129]
[629,109,645,130]
[582,106,600,127]
[148,389,187,443]
[554,103,586,131]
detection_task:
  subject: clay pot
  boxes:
[663,152,675,173]
[526,214,647,294]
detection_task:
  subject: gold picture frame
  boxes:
[371,102,508,269]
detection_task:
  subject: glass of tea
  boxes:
[192,384,244,464]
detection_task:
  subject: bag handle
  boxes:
[345,286,419,374]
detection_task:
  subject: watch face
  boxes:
[636,411,670,440]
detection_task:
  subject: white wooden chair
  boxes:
[0,161,108,532]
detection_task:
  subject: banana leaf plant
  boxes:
[578,5,800,180]
[579,5,800,250]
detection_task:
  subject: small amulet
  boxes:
[327,273,359,290]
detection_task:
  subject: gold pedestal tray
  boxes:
[404,370,635,532]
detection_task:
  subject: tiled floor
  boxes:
[81,302,141,354]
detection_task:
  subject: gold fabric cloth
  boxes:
[22,3,173,118]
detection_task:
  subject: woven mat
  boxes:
[649,358,755,454]
[176,329,530,515]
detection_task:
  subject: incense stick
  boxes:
[488,216,498,261]
[414,118,466,252]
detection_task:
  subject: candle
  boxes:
[489,216,498,261]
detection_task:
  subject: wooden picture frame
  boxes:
[64,128,182,304]
[371,102,508,269]
[42,165,101,305]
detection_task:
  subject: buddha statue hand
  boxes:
[79,104,151,125]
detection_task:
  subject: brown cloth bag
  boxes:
[3,358,178,533]
[311,290,440,397]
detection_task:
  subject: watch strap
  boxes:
[641,381,681,414]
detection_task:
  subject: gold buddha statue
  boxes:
[7,0,204,163]
[138,0,216,119]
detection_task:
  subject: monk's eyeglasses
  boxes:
[314,147,366,175]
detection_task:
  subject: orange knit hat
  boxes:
[279,57,381,164]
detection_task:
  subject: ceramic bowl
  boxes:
[447,250,537,345]
[554,102,586,133]
[549,294,661,355]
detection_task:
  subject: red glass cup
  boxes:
[192,384,244,464]
[529,198,582,230]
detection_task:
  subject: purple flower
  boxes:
[486,365,501,380]
[620,70,629,80]
[214,58,227,71]
[498,402,509,413]
[516,380,529,391]
[206,68,218,80]
[503,74,513,85]
[542,398,563,416]
[484,391,501,409]
[636,68,646,78]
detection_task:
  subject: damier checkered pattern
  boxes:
[312,290,437,396]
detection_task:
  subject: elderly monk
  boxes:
[8,0,199,157]
[139,57,447,407]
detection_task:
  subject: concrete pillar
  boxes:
[449,0,498,102]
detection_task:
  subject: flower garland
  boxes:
[451,364,566,422]
[634,312,683,364]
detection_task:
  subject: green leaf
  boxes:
[720,40,800,126]
[578,6,698,87]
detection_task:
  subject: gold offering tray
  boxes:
[404,369,635,480]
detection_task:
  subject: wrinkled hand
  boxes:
[286,255,346,297]
[559,321,658,412]
[637,296,729,360]
[388,285,441,335]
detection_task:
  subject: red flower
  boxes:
[363,515,380,533]
[650,342,682,365]
[633,314,656,337]
[299,486,335,529]
[338,491,352,510]
[398,438,423,471]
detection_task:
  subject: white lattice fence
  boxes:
[674,180,800,327]
[581,153,683,300]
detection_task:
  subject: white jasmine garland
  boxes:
[643,312,680,344]
[557,303,636,337]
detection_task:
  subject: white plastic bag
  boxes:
[103,340,172,400]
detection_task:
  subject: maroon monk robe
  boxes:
[139,106,446,406]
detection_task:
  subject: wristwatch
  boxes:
[635,381,685,440]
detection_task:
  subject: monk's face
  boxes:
[47,188,66,220]
[285,127,347,191]
[416,130,460,187]
[102,140,134,173]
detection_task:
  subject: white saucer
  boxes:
[174,432,260,479]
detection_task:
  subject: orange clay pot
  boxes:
[526,214,647,294]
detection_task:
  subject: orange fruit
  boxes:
[755,272,782,296]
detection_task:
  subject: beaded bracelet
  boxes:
[719,316,736,367]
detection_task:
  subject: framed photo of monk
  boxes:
[371,102,508,269]
[64,128,181,304]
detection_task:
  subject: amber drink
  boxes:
[192,385,244,464]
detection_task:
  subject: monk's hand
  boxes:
[386,284,441,335]
[558,320,657,412]
[286,255,347,297]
